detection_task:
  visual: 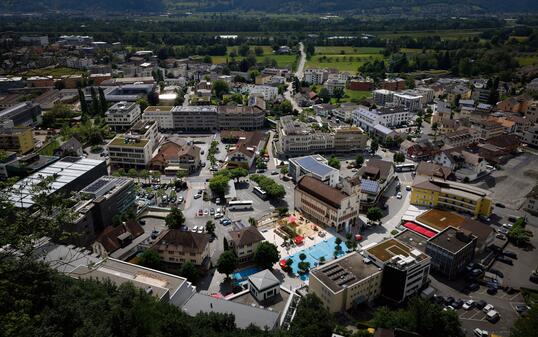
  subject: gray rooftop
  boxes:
[182,293,280,330]
[248,269,280,291]
[291,155,337,177]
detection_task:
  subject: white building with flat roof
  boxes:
[289,155,340,187]
[105,101,142,131]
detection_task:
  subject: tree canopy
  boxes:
[165,207,185,229]
[253,242,280,270]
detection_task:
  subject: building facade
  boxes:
[0,126,34,153]
[426,227,477,279]
[105,101,142,131]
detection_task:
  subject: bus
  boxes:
[228,200,254,211]
[395,163,416,172]
[253,186,267,200]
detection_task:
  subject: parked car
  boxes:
[504,251,518,259]
[502,223,513,229]
[396,192,402,199]
[496,256,514,265]
[178,196,184,203]
[150,230,160,239]
[197,209,203,216]
[466,283,480,292]
[487,287,498,295]
[515,304,530,315]
[210,208,215,216]
[489,268,504,278]
[271,171,278,175]
[498,228,509,235]
[495,202,506,208]
[463,300,475,310]
[486,310,500,322]
[405,185,412,191]
[473,328,489,337]
[215,197,221,204]
[452,299,463,309]
[192,226,198,232]
[483,304,495,313]
[197,227,204,233]
[444,296,455,306]
[496,233,507,240]
[203,209,209,215]
[194,194,202,199]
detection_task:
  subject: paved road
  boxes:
[284,42,306,113]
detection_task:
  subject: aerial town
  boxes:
[1,4,538,337]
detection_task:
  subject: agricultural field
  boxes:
[212,45,297,69]
[375,29,483,40]
[516,53,538,66]
[307,46,385,72]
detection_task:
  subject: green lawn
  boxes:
[22,67,85,77]
[212,54,297,69]
[516,54,538,66]
[306,53,384,72]
[314,46,384,55]
[226,45,274,55]
[330,89,372,104]
[37,139,60,156]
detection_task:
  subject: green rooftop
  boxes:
[109,137,149,147]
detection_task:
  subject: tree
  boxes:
[318,87,331,103]
[98,87,108,114]
[248,217,257,227]
[280,166,289,175]
[238,44,250,57]
[289,294,335,337]
[223,237,229,251]
[148,91,159,106]
[137,98,149,111]
[202,55,212,64]
[217,250,237,279]
[139,249,162,269]
[165,207,185,229]
[179,261,199,283]
[333,87,345,102]
[279,99,293,114]
[209,174,230,196]
[370,138,379,153]
[507,218,530,247]
[78,88,89,115]
[299,253,307,261]
[355,155,364,168]
[393,152,406,163]
[140,169,150,183]
[367,207,383,224]
[128,168,139,182]
[254,46,264,56]
[213,80,229,99]
[511,305,538,337]
[206,220,215,236]
[328,155,340,169]
[276,207,288,217]
[416,116,423,130]
[254,242,280,270]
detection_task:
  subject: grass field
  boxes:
[376,29,482,40]
[37,139,60,156]
[213,45,297,69]
[307,46,385,72]
[331,89,372,104]
[516,54,538,66]
[22,67,85,77]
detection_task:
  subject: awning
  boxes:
[403,221,437,238]
[294,235,304,245]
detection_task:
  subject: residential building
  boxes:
[333,103,360,122]
[347,77,374,91]
[247,269,280,302]
[150,140,201,174]
[182,293,279,330]
[304,68,329,85]
[523,125,538,147]
[470,119,505,140]
[382,78,406,91]
[83,84,155,103]
[526,101,538,123]
[410,176,493,217]
[433,147,487,181]
[400,140,438,162]
[0,126,34,153]
[276,116,334,157]
[415,162,453,180]
[217,105,265,130]
[289,155,340,187]
[393,92,422,111]
[91,220,144,257]
[426,227,477,279]
[228,226,265,263]
[10,157,107,209]
[442,128,479,148]
[35,240,196,307]
[324,79,347,95]
[373,89,394,106]
[0,102,42,127]
[333,126,368,152]
[246,85,279,101]
[365,238,430,303]
[152,230,210,266]
[53,137,83,157]
[107,120,160,168]
[309,252,382,312]
[354,159,395,209]
[353,106,412,132]
[105,101,142,131]
[0,76,25,93]
[313,103,336,117]
[142,106,174,130]
[294,176,360,232]
[223,131,266,169]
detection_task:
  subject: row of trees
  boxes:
[249,174,286,200]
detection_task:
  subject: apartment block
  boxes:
[353,106,412,132]
[309,252,382,313]
[105,101,142,131]
[152,230,210,266]
[426,227,477,279]
[142,106,174,130]
[228,226,265,263]
[304,68,329,85]
[411,176,493,217]
[107,120,160,168]
[373,89,394,106]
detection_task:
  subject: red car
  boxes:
[197,209,203,216]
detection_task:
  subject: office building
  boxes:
[523,125,538,147]
[0,126,34,153]
[107,120,160,168]
[426,227,477,279]
[393,92,422,111]
[294,176,360,232]
[365,238,430,303]
[353,106,412,132]
[171,105,218,131]
[309,252,382,312]
[373,89,394,106]
[142,106,174,130]
[289,155,340,187]
[0,102,42,127]
[10,157,107,209]
[304,68,329,85]
[246,85,279,101]
[105,101,142,131]
[217,105,265,130]
[411,176,493,217]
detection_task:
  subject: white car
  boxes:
[396,192,402,199]
[473,328,489,337]
[483,304,494,313]
[405,185,411,191]
[502,223,513,229]
[462,300,475,310]
[197,227,204,233]
[192,226,198,232]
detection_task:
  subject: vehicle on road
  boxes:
[271,170,278,175]
[253,186,268,200]
[194,193,202,199]
[396,192,402,199]
[228,200,253,211]
[210,208,215,216]
[197,209,203,216]
[475,300,487,310]
[489,268,504,278]
[405,185,411,191]
[203,209,209,215]
[395,163,416,172]
[486,310,500,322]
[192,226,198,232]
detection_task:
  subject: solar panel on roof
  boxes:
[84,178,110,193]
[361,180,379,194]
[297,156,335,176]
